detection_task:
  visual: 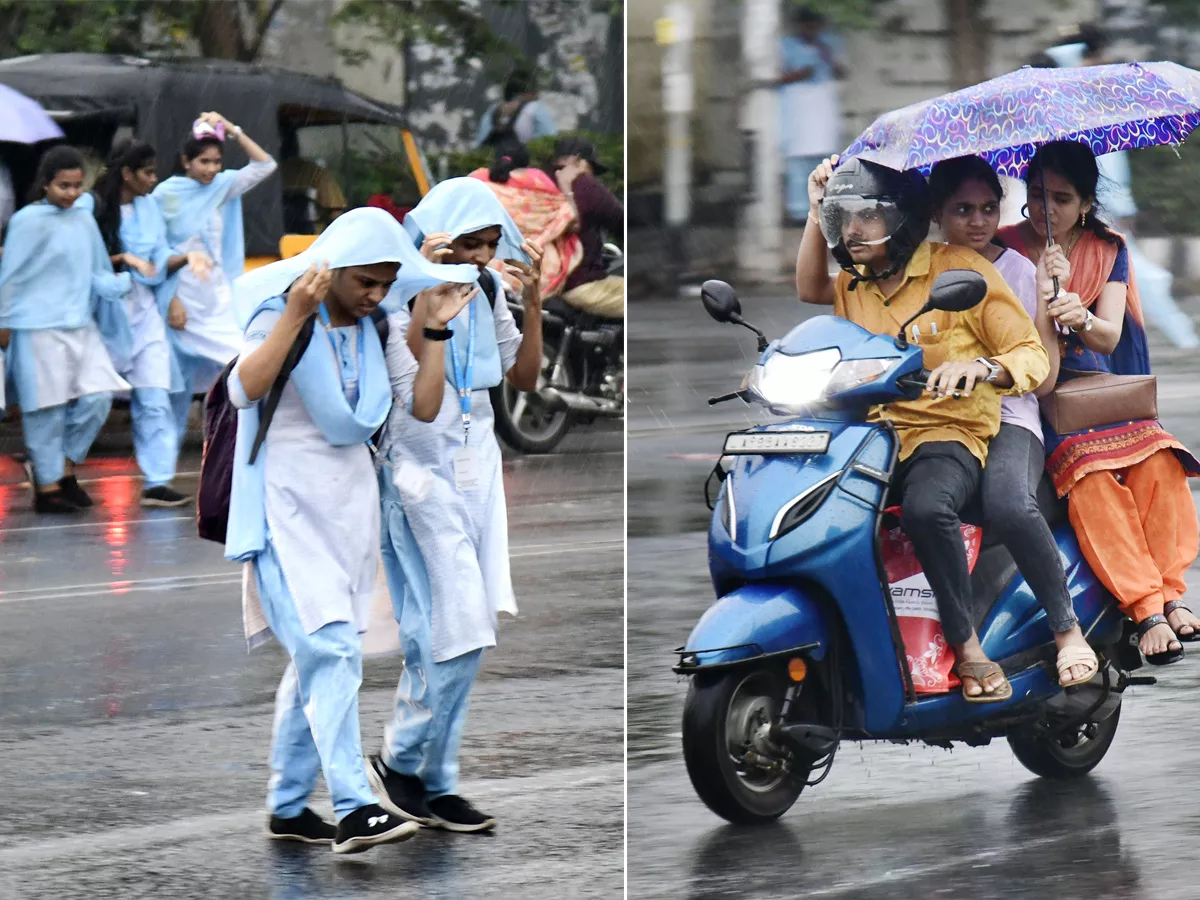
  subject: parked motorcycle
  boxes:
[677,271,1153,824]
[491,245,624,453]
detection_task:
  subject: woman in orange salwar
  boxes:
[997,140,1200,666]
[469,147,582,300]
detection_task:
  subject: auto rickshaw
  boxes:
[0,52,433,266]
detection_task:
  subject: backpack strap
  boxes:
[247,314,316,465]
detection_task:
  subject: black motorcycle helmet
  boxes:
[819,158,932,286]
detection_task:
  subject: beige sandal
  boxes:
[1056,644,1099,688]
[956,660,1013,704]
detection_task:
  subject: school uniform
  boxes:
[225,207,477,823]
[0,194,130,486]
[154,158,277,440]
[375,177,529,802]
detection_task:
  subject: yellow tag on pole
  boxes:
[654,17,676,46]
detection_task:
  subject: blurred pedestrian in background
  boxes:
[476,67,557,154]
[777,4,847,225]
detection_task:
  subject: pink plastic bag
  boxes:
[881,508,982,694]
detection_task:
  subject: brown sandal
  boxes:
[956,660,1013,704]
[1164,600,1200,642]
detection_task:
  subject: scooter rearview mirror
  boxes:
[700,279,741,323]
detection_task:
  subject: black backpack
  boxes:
[196,307,389,544]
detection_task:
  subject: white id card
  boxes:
[453,447,481,492]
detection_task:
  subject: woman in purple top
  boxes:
[929,155,1098,687]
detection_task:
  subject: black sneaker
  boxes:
[267,808,336,844]
[34,490,79,515]
[427,794,496,833]
[365,755,434,825]
[141,485,193,508]
[332,803,419,855]
[58,475,93,508]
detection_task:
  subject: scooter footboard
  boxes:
[674,583,830,673]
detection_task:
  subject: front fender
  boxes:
[676,583,830,673]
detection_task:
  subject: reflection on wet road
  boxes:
[0,425,622,899]
[628,291,1200,899]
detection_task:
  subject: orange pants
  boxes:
[1068,450,1199,622]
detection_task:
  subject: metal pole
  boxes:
[657,2,694,294]
[737,0,782,284]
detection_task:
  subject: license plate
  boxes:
[723,431,831,455]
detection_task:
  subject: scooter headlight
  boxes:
[824,357,901,398]
[747,348,842,414]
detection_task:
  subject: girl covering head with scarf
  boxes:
[226,206,479,853]
[0,146,131,514]
[153,110,277,445]
[365,177,545,833]
[997,140,1200,668]
[93,139,214,507]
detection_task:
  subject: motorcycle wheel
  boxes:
[490,340,575,454]
[682,669,806,824]
[1007,702,1121,779]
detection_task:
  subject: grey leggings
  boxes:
[981,423,1077,633]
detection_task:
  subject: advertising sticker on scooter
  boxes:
[881,511,982,693]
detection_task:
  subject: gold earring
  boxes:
[1081,212,1087,228]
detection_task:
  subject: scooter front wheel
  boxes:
[1007,702,1122,780]
[682,668,807,824]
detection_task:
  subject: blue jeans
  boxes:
[379,466,484,798]
[22,393,112,486]
[255,540,377,821]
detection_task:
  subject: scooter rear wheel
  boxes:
[1007,702,1122,780]
[682,669,806,824]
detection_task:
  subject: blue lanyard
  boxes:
[448,299,476,439]
[316,304,365,396]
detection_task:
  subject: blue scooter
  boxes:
[677,271,1153,824]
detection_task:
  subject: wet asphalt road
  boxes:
[628,289,1200,900]
[0,423,622,899]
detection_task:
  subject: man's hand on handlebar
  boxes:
[925,360,991,399]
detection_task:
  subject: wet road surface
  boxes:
[0,423,622,899]
[628,289,1200,899]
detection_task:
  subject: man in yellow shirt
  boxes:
[795,154,1050,703]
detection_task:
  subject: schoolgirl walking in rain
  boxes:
[154,110,276,442]
[0,146,131,513]
[226,207,479,853]
[367,177,544,833]
[94,138,213,506]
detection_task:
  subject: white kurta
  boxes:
[16,326,128,410]
[380,297,522,662]
[174,159,277,366]
[232,308,381,644]
[119,205,173,391]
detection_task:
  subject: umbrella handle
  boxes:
[1041,178,1061,297]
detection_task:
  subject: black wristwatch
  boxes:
[423,326,453,341]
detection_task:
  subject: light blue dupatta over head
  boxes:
[224,207,481,563]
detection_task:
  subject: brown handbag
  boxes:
[1039,373,1158,434]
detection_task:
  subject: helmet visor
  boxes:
[818,197,905,250]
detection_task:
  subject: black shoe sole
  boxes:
[332,820,420,855]
[365,764,435,826]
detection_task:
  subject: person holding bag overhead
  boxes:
[997,140,1200,666]
[226,207,479,853]
[0,146,132,513]
[154,111,277,443]
[366,177,544,833]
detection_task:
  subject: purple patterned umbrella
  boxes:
[842,61,1200,177]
